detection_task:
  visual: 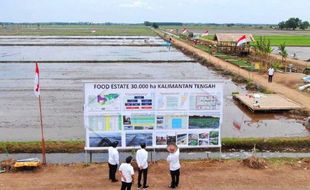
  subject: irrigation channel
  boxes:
[0,36,309,142]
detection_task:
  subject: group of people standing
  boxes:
[108,142,180,190]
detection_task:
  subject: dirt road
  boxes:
[0,160,309,190]
[160,31,310,111]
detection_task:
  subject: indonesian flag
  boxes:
[182,28,188,34]
[34,63,40,97]
[201,30,209,36]
[237,35,247,46]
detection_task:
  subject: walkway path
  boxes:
[157,30,310,111]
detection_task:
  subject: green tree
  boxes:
[300,21,310,30]
[285,17,300,30]
[254,37,273,68]
[278,43,288,68]
[254,36,272,56]
[152,23,159,29]
[144,21,151,26]
[278,21,286,30]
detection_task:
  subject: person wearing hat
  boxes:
[167,143,180,189]
[108,141,119,182]
[119,156,135,190]
[136,143,149,190]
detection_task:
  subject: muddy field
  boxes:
[272,46,310,61]
[0,36,308,141]
[0,62,308,141]
[0,160,309,190]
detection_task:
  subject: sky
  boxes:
[0,0,309,24]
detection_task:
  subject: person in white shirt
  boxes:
[119,156,135,190]
[136,143,149,190]
[167,143,180,189]
[108,141,119,182]
[268,66,275,83]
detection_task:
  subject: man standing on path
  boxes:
[136,143,149,190]
[119,156,135,190]
[167,144,180,189]
[108,141,119,182]
[268,66,275,83]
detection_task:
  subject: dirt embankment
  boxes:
[156,30,310,112]
[0,160,309,190]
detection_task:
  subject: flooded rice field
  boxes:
[0,36,308,141]
[0,36,164,46]
[0,46,191,62]
[272,46,310,61]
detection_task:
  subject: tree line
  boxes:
[278,18,309,30]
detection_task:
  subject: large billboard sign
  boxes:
[84,81,223,150]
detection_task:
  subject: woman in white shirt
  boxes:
[119,156,135,190]
[167,144,180,189]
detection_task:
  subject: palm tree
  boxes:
[254,37,273,69]
[278,43,288,71]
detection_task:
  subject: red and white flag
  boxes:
[182,28,188,34]
[34,63,40,97]
[202,30,209,36]
[237,35,247,46]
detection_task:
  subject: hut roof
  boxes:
[214,33,254,42]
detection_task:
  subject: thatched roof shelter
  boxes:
[214,33,254,42]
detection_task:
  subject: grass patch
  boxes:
[222,137,310,152]
[160,25,273,31]
[195,44,212,53]
[200,35,214,40]
[0,24,156,36]
[0,137,309,153]
[253,35,310,46]
[0,141,84,153]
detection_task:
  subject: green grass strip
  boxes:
[0,137,309,153]
[253,35,310,46]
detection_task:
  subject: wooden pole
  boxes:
[39,95,47,165]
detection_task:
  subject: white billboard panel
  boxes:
[84,81,223,150]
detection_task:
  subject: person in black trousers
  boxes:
[136,143,149,189]
[108,141,119,182]
[167,144,180,189]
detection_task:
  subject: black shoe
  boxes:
[168,185,176,189]
[111,179,118,183]
[143,185,149,189]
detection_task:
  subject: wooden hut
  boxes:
[213,33,254,55]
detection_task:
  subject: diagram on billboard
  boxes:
[123,114,155,130]
[84,81,223,149]
[89,132,122,147]
[87,115,122,131]
[190,92,221,110]
[123,93,154,111]
[156,115,188,130]
[125,132,153,147]
[86,92,121,112]
[157,93,188,110]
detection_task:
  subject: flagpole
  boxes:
[38,95,47,165]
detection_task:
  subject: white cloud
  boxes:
[119,0,153,10]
